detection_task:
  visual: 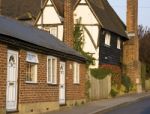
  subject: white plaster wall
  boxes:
[37,6,61,24]
[74,1,99,68]
[74,5,98,24]
[83,26,99,68]
[58,25,64,41]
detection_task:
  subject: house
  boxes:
[0,0,129,70]
[0,15,87,114]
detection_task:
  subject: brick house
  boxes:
[0,16,87,114]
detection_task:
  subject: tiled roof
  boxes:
[0,16,86,61]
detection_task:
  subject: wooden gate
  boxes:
[89,72,111,100]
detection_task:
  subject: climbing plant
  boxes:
[73,18,95,66]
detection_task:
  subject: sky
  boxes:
[108,0,150,27]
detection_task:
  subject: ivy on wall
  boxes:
[73,18,95,66]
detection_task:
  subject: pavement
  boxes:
[44,91,150,114]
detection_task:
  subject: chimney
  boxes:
[123,0,142,93]
[127,0,138,37]
[63,0,74,47]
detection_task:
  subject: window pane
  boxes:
[47,57,57,84]
[48,59,51,82]
[105,33,111,46]
[26,63,37,82]
[52,59,55,83]
[117,38,121,49]
[50,27,57,37]
[26,63,31,81]
[31,64,35,81]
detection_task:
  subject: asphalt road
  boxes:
[97,97,150,114]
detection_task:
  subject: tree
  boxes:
[139,25,150,63]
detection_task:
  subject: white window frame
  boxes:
[26,52,38,83]
[117,38,121,49]
[105,33,111,46]
[73,62,80,84]
[49,26,58,37]
[47,56,57,84]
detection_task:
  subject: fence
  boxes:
[89,72,111,100]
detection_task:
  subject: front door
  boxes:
[6,50,18,111]
[59,62,66,105]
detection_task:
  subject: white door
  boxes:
[6,50,18,111]
[59,62,66,105]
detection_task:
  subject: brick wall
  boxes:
[100,64,121,85]
[19,50,86,104]
[66,61,86,100]
[0,45,86,112]
[19,50,59,104]
[0,43,7,111]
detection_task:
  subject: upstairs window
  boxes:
[50,27,58,37]
[73,62,80,84]
[43,26,58,37]
[105,33,111,46]
[26,52,38,83]
[47,56,57,84]
[117,38,121,49]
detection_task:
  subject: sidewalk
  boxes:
[44,91,150,114]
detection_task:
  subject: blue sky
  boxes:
[108,0,150,27]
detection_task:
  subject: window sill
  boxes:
[25,81,37,84]
[47,82,58,85]
[104,44,111,47]
[73,83,80,85]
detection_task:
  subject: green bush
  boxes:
[121,75,132,93]
[90,68,111,79]
[110,88,118,97]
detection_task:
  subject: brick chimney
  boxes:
[127,0,138,37]
[63,0,74,47]
[123,0,142,93]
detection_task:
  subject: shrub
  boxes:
[110,88,118,97]
[90,68,111,79]
[121,75,132,93]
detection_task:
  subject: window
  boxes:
[105,33,111,46]
[26,52,38,83]
[26,63,37,83]
[117,38,121,49]
[73,62,80,84]
[43,26,58,37]
[47,56,57,84]
[50,27,58,37]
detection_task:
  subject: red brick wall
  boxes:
[100,64,121,85]
[19,50,86,104]
[66,61,86,100]
[100,64,121,73]
[0,43,7,110]
[19,50,59,104]
[0,46,86,109]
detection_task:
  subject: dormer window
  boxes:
[105,33,111,46]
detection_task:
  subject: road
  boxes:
[97,97,150,114]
